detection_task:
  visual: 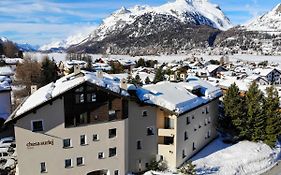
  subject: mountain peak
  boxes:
[0,37,8,43]
[115,6,131,15]
[244,3,281,33]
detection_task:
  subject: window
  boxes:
[93,134,99,141]
[76,157,84,166]
[32,120,44,132]
[98,152,105,159]
[137,140,142,150]
[182,150,186,159]
[147,127,154,136]
[65,159,72,168]
[80,135,87,145]
[114,170,119,175]
[184,131,188,141]
[109,128,117,138]
[208,117,211,124]
[142,110,148,117]
[205,118,208,126]
[199,122,202,128]
[63,139,71,148]
[87,93,96,102]
[40,162,47,173]
[206,106,209,114]
[75,94,84,103]
[109,147,117,157]
[186,116,190,125]
[193,142,196,151]
[208,130,211,138]
[79,112,88,124]
[108,110,117,121]
[191,115,194,119]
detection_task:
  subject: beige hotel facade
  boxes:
[6,71,222,175]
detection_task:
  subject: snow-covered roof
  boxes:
[92,63,112,71]
[3,58,23,65]
[253,68,277,77]
[136,76,222,115]
[206,64,220,73]
[0,80,11,92]
[219,76,250,92]
[7,71,129,122]
[0,66,14,76]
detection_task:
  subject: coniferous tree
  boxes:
[40,56,58,86]
[264,86,281,147]
[153,67,165,83]
[223,83,245,134]
[245,82,265,141]
[145,76,151,84]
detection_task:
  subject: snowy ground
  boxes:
[144,137,281,175]
[193,139,280,175]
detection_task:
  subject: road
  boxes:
[262,161,281,175]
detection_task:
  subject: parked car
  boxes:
[0,137,15,148]
[2,158,16,172]
[0,148,9,161]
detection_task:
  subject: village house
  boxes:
[253,68,281,85]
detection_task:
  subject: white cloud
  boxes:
[0,23,97,45]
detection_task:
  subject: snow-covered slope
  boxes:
[193,140,280,175]
[244,3,281,33]
[39,30,94,51]
[88,0,231,41]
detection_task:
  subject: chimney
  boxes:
[120,78,127,90]
[31,85,37,94]
[73,64,81,74]
[97,70,103,79]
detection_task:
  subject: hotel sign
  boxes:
[26,139,54,149]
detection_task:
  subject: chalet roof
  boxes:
[253,68,279,77]
[6,71,129,123]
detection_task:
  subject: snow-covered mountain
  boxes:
[42,0,231,52]
[244,3,281,34]
[87,0,231,42]
[213,3,281,55]
[66,0,232,55]
[39,30,94,51]
[0,37,9,43]
[16,43,39,52]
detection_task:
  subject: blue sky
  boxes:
[0,0,279,46]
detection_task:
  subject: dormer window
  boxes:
[142,110,148,117]
[32,120,44,132]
